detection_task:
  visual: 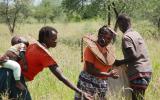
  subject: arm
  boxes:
[49,65,93,100]
[18,43,28,71]
[19,51,28,71]
[114,47,136,66]
[49,64,82,94]
[100,69,119,79]
[85,61,117,77]
[0,53,9,64]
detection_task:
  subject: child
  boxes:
[0,36,29,90]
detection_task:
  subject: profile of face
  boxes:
[117,22,127,33]
[117,14,131,33]
[45,30,57,48]
[39,26,58,48]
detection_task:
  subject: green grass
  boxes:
[0,20,160,100]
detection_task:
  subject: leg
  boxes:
[74,71,108,100]
[74,71,95,100]
[0,68,12,99]
[0,68,31,100]
[96,85,108,100]
[10,74,32,100]
[132,89,145,100]
[74,92,88,100]
[130,77,151,100]
[2,60,21,81]
[2,60,26,90]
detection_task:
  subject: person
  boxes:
[0,36,29,90]
[0,26,92,100]
[74,25,119,100]
[114,14,152,100]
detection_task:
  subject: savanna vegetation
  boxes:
[0,0,160,100]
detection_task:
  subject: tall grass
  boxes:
[0,20,160,100]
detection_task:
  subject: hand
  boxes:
[0,55,9,63]
[109,69,119,79]
[113,60,122,66]
[82,92,93,100]
[15,81,26,90]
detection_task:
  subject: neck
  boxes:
[127,24,132,30]
[41,42,48,49]
[123,26,131,33]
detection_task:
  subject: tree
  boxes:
[33,0,52,24]
[0,0,32,34]
[61,0,147,24]
[33,0,62,24]
[143,0,160,31]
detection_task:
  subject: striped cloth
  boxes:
[130,77,151,90]
[74,71,108,100]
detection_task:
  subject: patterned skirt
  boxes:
[74,71,108,100]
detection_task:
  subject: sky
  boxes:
[33,0,42,6]
[33,0,62,6]
[0,0,62,6]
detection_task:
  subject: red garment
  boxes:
[83,46,112,79]
[20,43,57,81]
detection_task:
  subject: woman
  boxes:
[0,26,92,100]
[75,25,119,100]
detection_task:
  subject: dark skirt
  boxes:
[74,71,108,100]
[130,77,151,90]
[0,68,31,100]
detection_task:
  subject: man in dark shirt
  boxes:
[114,14,152,100]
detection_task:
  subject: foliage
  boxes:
[0,0,32,34]
[61,0,147,20]
[144,0,160,30]
[32,0,64,24]
[0,0,159,33]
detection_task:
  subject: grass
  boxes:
[0,20,160,100]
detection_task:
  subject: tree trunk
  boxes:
[112,2,119,32]
[112,2,119,18]
[158,18,160,32]
[108,4,111,26]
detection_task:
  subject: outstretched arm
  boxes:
[49,64,93,100]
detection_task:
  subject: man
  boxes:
[114,14,152,100]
